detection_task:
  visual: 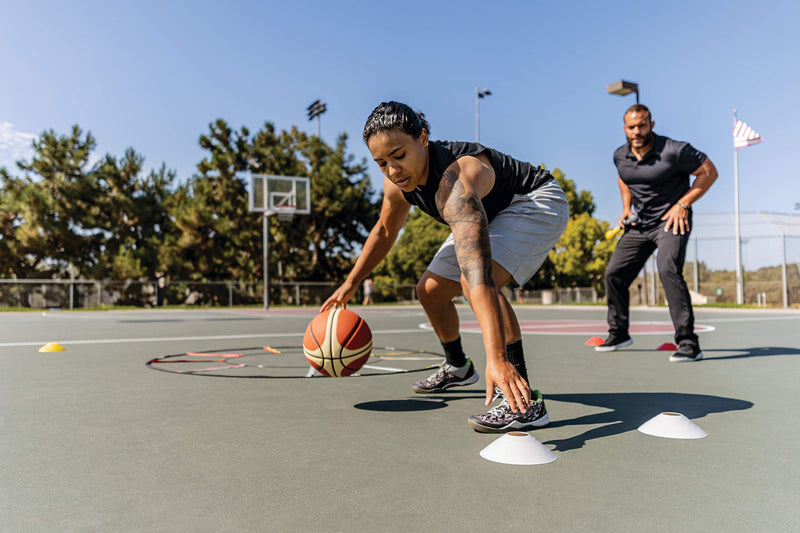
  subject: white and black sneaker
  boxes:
[595,335,633,352]
[669,344,704,362]
[412,359,479,393]
[468,389,550,433]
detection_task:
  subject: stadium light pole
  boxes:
[475,87,491,142]
[607,80,639,104]
[307,100,327,137]
[606,79,649,304]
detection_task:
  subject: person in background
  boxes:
[362,278,374,305]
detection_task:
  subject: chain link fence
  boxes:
[626,211,800,308]
[1,278,602,309]
[0,279,422,309]
[7,210,796,310]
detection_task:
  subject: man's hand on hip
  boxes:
[662,203,690,235]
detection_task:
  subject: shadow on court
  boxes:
[543,392,753,452]
[701,346,800,361]
[354,392,485,412]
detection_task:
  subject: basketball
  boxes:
[303,307,373,377]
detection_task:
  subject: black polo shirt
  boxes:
[614,134,706,229]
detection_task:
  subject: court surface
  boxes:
[2,304,799,532]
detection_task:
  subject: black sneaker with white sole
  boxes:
[411,359,479,393]
[669,344,704,362]
[595,335,633,352]
[468,389,550,433]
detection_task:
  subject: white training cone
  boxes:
[638,412,707,439]
[479,432,557,465]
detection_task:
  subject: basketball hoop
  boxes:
[274,205,295,222]
[241,171,310,310]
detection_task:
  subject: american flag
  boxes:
[733,120,763,149]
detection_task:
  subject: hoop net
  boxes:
[274,205,296,222]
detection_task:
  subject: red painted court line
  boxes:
[421,320,714,336]
[150,358,227,363]
[185,352,244,358]
[177,364,246,373]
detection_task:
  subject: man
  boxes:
[597,104,718,362]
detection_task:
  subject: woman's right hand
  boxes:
[319,280,359,313]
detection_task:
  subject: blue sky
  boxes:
[2,0,798,269]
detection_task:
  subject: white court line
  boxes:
[418,322,715,335]
[0,329,425,348]
[10,314,787,348]
[703,315,800,323]
[361,365,406,372]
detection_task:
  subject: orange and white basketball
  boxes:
[303,308,372,377]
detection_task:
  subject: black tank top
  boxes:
[401,141,553,224]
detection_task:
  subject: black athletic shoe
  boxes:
[669,344,704,362]
[595,335,633,352]
[411,358,479,393]
[468,389,550,433]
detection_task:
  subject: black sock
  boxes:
[441,337,467,367]
[505,340,529,385]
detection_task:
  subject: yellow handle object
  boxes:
[605,226,622,240]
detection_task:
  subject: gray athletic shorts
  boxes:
[427,178,569,285]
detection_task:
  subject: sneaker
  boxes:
[669,344,703,362]
[411,359,479,393]
[468,389,550,433]
[594,335,633,352]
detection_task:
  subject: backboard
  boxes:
[240,172,311,216]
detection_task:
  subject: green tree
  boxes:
[163,119,260,285]
[0,169,27,277]
[553,168,594,216]
[1,126,175,301]
[527,168,598,289]
[545,169,619,294]
[90,152,175,281]
[163,120,378,303]
[299,133,378,281]
[549,212,615,292]
[3,126,97,278]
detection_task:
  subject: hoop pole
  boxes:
[264,213,269,311]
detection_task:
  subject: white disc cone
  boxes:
[638,412,707,439]
[479,432,557,465]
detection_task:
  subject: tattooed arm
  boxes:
[436,156,531,412]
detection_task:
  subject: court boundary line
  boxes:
[419,321,716,336]
[0,329,424,348]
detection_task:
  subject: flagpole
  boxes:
[733,109,744,305]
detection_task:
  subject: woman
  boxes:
[321,101,568,432]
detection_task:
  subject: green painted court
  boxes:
[2,304,798,532]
